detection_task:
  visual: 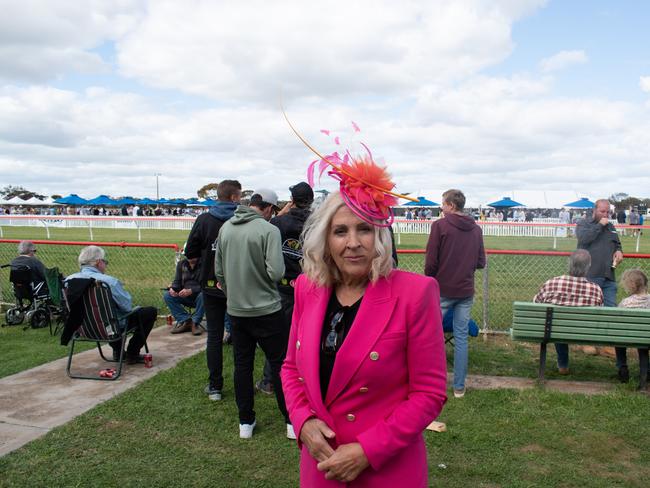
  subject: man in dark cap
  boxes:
[255,182,314,396]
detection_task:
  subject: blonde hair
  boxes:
[301,192,394,287]
[620,268,648,295]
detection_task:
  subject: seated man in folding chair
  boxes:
[66,245,156,365]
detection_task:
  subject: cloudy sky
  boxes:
[1,0,649,205]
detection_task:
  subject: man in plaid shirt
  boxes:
[533,250,603,374]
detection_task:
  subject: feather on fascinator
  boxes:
[283,112,416,227]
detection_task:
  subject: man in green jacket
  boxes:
[215,189,293,440]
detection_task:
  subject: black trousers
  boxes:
[204,293,227,390]
[111,306,156,355]
[262,289,294,383]
[231,310,289,424]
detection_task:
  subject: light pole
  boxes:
[154,173,162,200]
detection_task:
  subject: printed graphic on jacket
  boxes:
[282,238,303,261]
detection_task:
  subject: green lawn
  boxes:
[1,342,648,487]
[0,324,95,378]
[2,224,649,253]
[0,321,167,379]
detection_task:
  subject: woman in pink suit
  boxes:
[281,158,447,485]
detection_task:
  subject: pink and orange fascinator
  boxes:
[283,112,416,227]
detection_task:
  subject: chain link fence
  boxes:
[3,239,649,331]
[0,240,179,312]
[396,250,650,331]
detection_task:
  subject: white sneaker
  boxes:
[286,423,296,440]
[453,387,466,399]
[239,420,257,439]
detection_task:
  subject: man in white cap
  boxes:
[215,188,293,440]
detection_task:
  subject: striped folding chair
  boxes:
[65,279,147,380]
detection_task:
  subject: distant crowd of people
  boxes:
[0,205,204,217]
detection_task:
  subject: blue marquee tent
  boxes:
[86,195,116,205]
[403,196,439,207]
[563,197,594,208]
[487,197,525,208]
[54,194,88,205]
[114,197,138,205]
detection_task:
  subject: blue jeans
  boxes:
[224,312,232,334]
[555,343,569,369]
[589,277,627,368]
[163,290,204,325]
[440,295,473,390]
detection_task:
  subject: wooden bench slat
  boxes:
[513,301,650,318]
[513,310,650,326]
[512,325,650,341]
[510,331,650,347]
[512,318,650,334]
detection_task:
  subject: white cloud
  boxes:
[0,0,144,82]
[2,77,650,203]
[539,50,588,73]
[116,0,544,102]
[640,76,650,93]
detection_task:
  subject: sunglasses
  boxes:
[322,310,345,355]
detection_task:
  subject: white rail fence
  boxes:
[1,215,646,250]
[0,215,195,240]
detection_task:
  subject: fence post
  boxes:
[482,254,489,340]
[41,220,51,239]
[553,226,557,250]
[636,231,641,252]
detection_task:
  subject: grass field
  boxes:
[2,224,650,253]
[0,320,98,378]
[1,338,648,487]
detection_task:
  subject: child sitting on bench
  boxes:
[618,269,650,390]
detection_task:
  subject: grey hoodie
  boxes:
[215,205,285,317]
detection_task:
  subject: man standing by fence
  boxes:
[425,189,485,398]
[576,198,627,381]
[185,179,242,401]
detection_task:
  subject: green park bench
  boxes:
[511,301,650,388]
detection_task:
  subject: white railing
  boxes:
[0,215,196,240]
[391,219,646,251]
[392,218,570,237]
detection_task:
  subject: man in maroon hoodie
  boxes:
[425,189,485,398]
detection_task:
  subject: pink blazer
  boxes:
[281,269,447,487]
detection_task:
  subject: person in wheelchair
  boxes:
[65,245,156,365]
[10,240,49,296]
[4,241,53,329]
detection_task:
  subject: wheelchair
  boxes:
[1,264,67,335]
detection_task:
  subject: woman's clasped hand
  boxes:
[300,418,369,483]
